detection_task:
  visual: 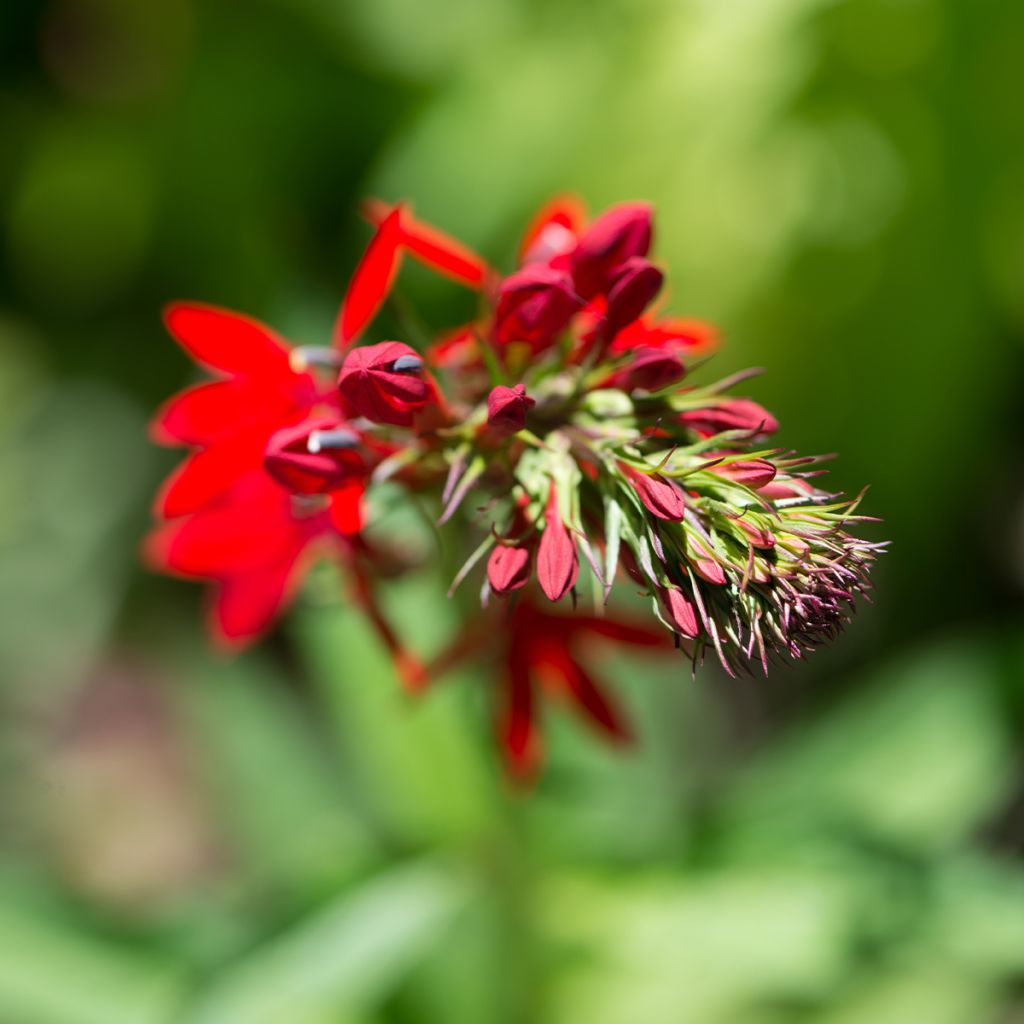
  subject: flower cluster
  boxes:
[148,195,883,777]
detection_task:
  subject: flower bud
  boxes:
[710,458,777,489]
[624,465,686,521]
[493,265,578,349]
[487,383,535,432]
[733,518,776,549]
[658,587,700,638]
[487,542,532,594]
[338,341,431,426]
[537,485,578,602]
[757,477,814,500]
[571,202,653,298]
[612,346,686,392]
[679,398,779,438]
[263,417,363,494]
[686,534,727,585]
[604,257,663,336]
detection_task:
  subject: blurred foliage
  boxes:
[1,0,1023,1021]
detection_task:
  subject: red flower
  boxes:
[536,484,578,602]
[609,314,718,358]
[338,341,431,426]
[497,602,666,779]
[493,264,579,350]
[486,383,535,432]
[263,417,364,495]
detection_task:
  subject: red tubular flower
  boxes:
[604,257,664,336]
[679,398,779,438]
[493,264,579,349]
[709,458,777,489]
[487,542,533,595]
[623,466,686,521]
[497,602,667,779]
[570,201,653,299]
[487,383,535,432]
[338,341,431,426]
[263,417,364,495]
[536,485,578,602]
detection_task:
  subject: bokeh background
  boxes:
[2,0,1024,1021]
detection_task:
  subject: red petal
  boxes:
[151,379,277,447]
[558,653,630,742]
[155,431,269,518]
[163,303,292,377]
[501,656,540,780]
[364,199,489,288]
[327,481,364,536]
[573,615,667,648]
[209,548,310,648]
[335,208,404,348]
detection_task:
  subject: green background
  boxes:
[1,0,1023,1021]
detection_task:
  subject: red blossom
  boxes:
[497,602,666,778]
[536,485,578,602]
[486,383,535,432]
[493,264,579,349]
[263,417,364,495]
[519,194,586,267]
[609,314,718,358]
[338,341,431,426]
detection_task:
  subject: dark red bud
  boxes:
[487,543,532,594]
[570,202,653,298]
[658,587,700,638]
[494,265,579,349]
[679,398,779,438]
[487,383,535,432]
[536,485,578,602]
[624,466,686,521]
[604,257,663,335]
[338,340,431,426]
[614,346,686,392]
[263,417,363,494]
[710,458,777,489]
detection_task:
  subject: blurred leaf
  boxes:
[296,571,498,846]
[177,652,375,896]
[187,859,468,1024]
[540,865,864,1023]
[723,638,1014,853]
[0,894,185,1024]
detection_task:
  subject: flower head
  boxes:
[148,193,884,779]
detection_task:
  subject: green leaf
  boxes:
[187,860,468,1024]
